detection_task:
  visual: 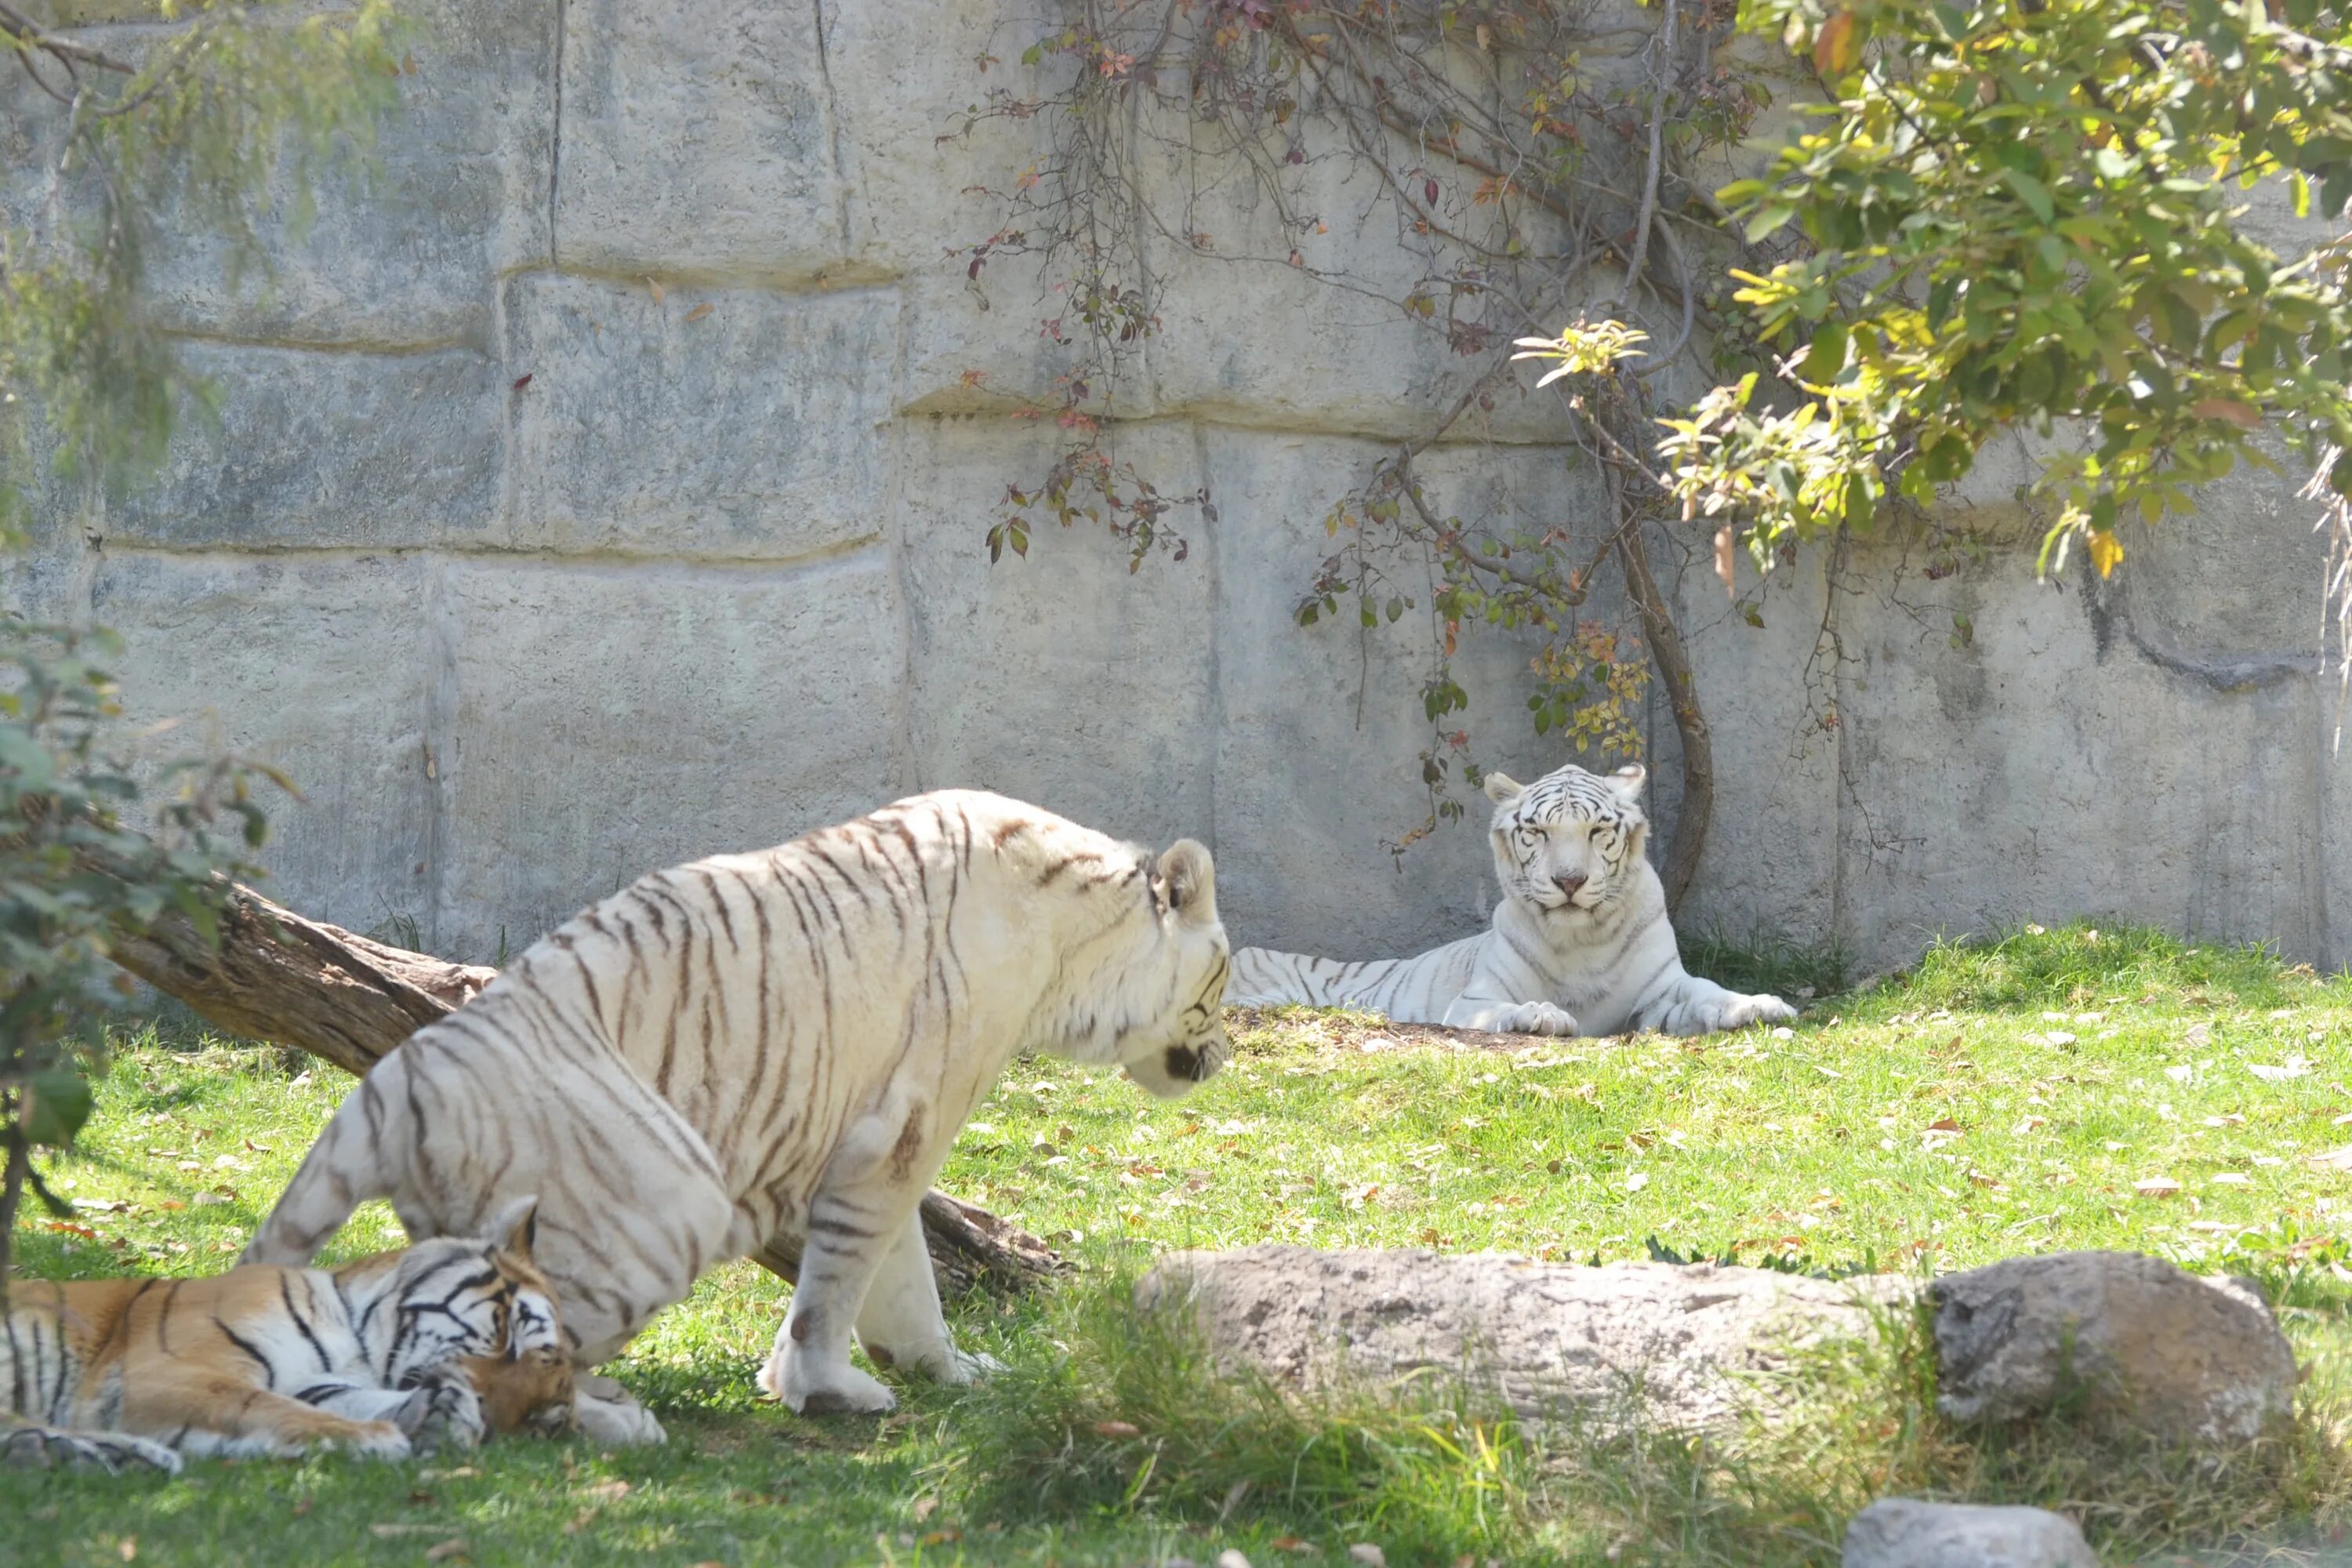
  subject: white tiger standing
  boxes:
[1227,761,1795,1037]
[244,790,1232,1437]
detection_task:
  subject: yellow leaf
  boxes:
[2088,528,2124,579]
[646,278,665,303]
[684,302,713,323]
[1813,12,1862,77]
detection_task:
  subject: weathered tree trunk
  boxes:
[1616,517,1712,916]
[110,881,1062,1298]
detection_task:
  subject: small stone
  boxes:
[1348,1548,1387,1568]
[1841,1499,2096,1567]
[1216,1552,1253,1568]
[1931,1251,2296,1445]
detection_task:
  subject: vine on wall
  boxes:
[948,0,1770,902]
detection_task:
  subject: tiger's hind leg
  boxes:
[1,1419,182,1475]
[757,1092,949,1416]
[122,1374,416,1461]
[755,1189,905,1415]
[851,1213,1001,1386]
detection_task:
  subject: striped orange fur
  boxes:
[4,1198,570,1475]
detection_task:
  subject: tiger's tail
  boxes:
[241,1051,416,1267]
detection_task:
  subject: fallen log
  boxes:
[110,881,1062,1298]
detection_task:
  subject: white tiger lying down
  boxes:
[1228,761,1795,1037]
[244,790,1232,1437]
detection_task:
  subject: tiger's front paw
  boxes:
[1497,1000,1580,1036]
[338,1422,416,1461]
[399,1368,488,1454]
[574,1376,668,1447]
[1724,993,1797,1029]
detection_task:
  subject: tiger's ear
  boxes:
[1607,764,1647,803]
[480,1195,539,1260]
[1157,840,1219,929]
[1483,771,1524,805]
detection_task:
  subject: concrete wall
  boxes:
[6,0,2345,973]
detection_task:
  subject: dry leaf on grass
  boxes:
[2132,1176,2183,1198]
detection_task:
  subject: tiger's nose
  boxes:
[1554,872,1588,898]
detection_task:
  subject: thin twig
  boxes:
[0,5,135,73]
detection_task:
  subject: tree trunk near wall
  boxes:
[110,882,1062,1298]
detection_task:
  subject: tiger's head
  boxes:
[370,1197,575,1439]
[1483,762,1651,920]
[1117,839,1234,1101]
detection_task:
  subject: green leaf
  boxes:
[1800,320,1849,383]
[2003,167,2056,227]
[22,1068,94,1147]
[1743,201,1796,242]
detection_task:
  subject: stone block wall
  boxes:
[8,0,2348,972]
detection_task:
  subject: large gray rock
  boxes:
[93,551,439,936]
[1842,1500,2098,1568]
[554,0,850,278]
[426,552,906,959]
[895,416,1218,851]
[101,342,505,552]
[500,274,897,561]
[1932,1252,2297,1446]
[1135,1247,1911,1432]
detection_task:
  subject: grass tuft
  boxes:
[933,1271,1548,1559]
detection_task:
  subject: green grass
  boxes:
[8,923,2352,1565]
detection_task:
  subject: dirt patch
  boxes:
[1225,1006,1559,1057]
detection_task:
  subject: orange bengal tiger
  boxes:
[4,1197,572,1474]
